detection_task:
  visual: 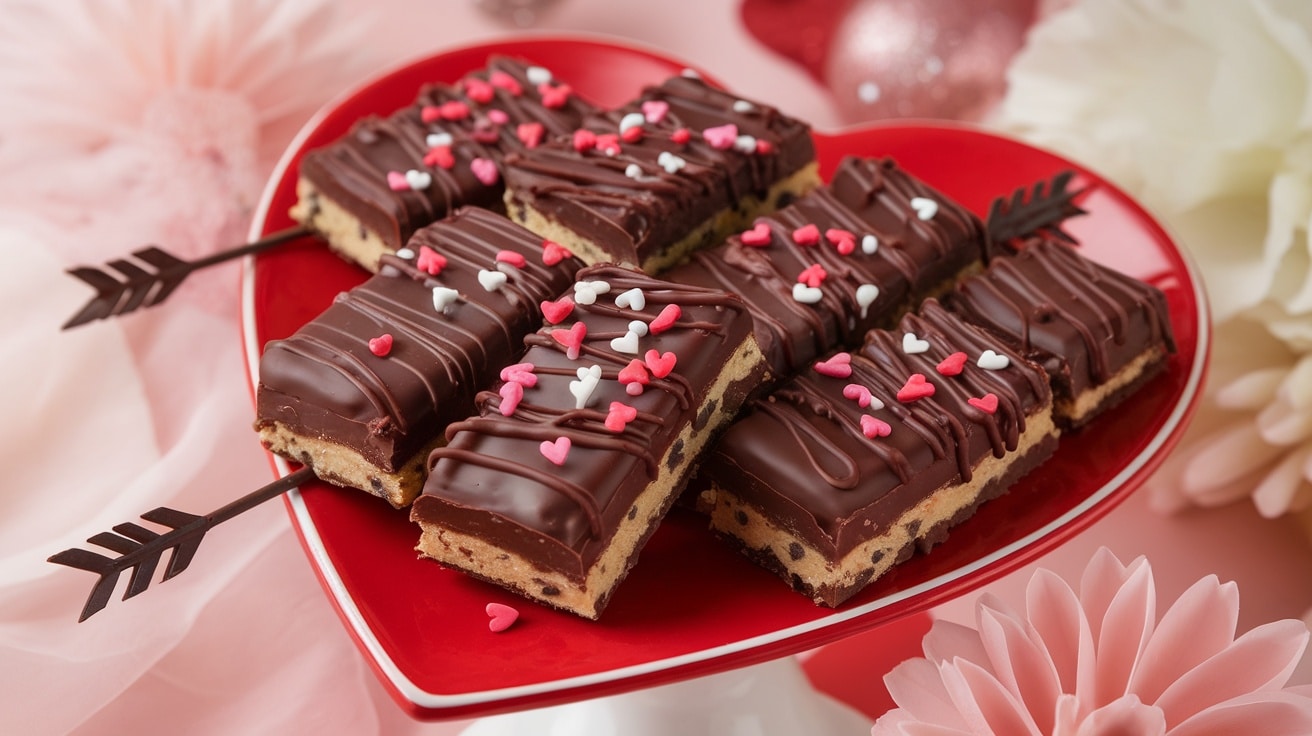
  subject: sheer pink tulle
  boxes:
[873,548,1312,735]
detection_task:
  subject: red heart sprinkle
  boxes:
[420,105,442,124]
[797,263,828,288]
[416,246,447,275]
[740,223,773,247]
[542,239,571,266]
[463,77,495,104]
[618,359,650,394]
[550,322,587,360]
[792,223,820,246]
[897,374,935,402]
[423,145,455,169]
[486,602,520,632]
[539,436,571,465]
[572,128,597,152]
[968,393,999,415]
[498,381,523,417]
[826,228,856,255]
[538,82,572,108]
[488,70,522,95]
[516,122,545,148]
[439,100,470,120]
[540,297,574,325]
[605,401,639,433]
[648,304,682,334]
[670,127,691,144]
[755,139,775,155]
[813,352,852,378]
[368,334,393,357]
[645,349,677,378]
[936,351,968,377]
[621,125,644,143]
[495,250,527,269]
[860,414,893,439]
[593,133,621,155]
[499,362,537,387]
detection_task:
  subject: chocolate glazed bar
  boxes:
[946,237,1176,428]
[412,264,768,619]
[666,156,987,378]
[697,300,1058,607]
[254,208,582,507]
[501,72,820,272]
[291,56,596,271]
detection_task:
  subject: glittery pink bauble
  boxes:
[825,0,1037,123]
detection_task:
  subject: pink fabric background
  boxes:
[5,1,1311,734]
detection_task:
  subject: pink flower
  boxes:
[874,548,1312,735]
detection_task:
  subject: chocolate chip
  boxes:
[904,519,922,537]
[695,399,718,430]
[369,476,383,491]
[666,438,684,470]
[541,585,560,597]
[627,506,638,521]
[871,549,885,565]
[735,510,748,526]
[788,542,804,561]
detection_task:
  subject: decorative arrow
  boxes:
[61,225,309,330]
[985,170,1086,250]
[48,466,314,621]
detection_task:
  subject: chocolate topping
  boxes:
[945,238,1175,407]
[696,300,1050,559]
[413,264,762,581]
[297,57,596,250]
[254,208,581,472]
[501,74,816,267]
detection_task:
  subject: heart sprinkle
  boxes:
[405,169,433,191]
[968,393,999,414]
[539,436,571,465]
[498,381,523,417]
[648,304,682,334]
[614,287,646,311]
[368,334,393,357]
[733,134,758,153]
[855,284,879,318]
[386,171,409,191]
[593,133,621,155]
[825,228,856,255]
[470,158,499,186]
[740,223,772,247]
[842,383,874,408]
[977,350,1011,371]
[610,330,640,354]
[936,351,968,376]
[861,234,879,254]
[670,127,691,144]
[910,196,938,220]
[516,122,545,148]
[499,362,538,387]
[537,82,572,108]
[645,349,677,378]
[618,359,650,395]
[551,322,587,360]
[432,286,460,312]
[569,365,602,409]
[486,602,520,633]
[657,151,687,174]
[572,128,597,152]
[495,250,526,269]
[813,352,852,379]
[860,414,893,439]
[416,246,447,275]
[732,100,755,113]
[542,239,571,266]
[477,269,508,292]
[897,373,935,402]
[605,401,639,433]
[573,280,611,306]
[792,223,820,246]
[642,100,669,123]
[463,77,494,104]
[624,163,645,180]
[797,263,828,288]
[526,66,552,85]
[426,132,454,148]
[618,112,646,135]
[540,297,574,325]
[489,69,523,95]
[792,283,823,305]
[702,123,738,150]
[423,145,454,169]
[487,109,510,126]
[902,332,930,354]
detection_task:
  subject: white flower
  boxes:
[994,0,1312,518]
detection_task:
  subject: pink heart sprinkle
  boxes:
[517,122,545,148]
[386,171,410,191]
[648,304,682,334]
[792,223,820,246]
[618,359,650,394]
[842,383,873,408]
[826,228,856,255]
[486,602,519,632]
[813,352,852,379]
[420,105,442,124]
[551,322,587,360]
[487,108,510,125]
[670,127,691,144]
[542,239,571,266]
[540,297,574,325]
[703,123,739,150]
[740,223,772,247]
[605,401,639,432]
[498,381,523,417]
[645,349,677,378]
[368,334,393,357]
[470,157,499,186]
[968,393,999,415]
[499,362,537,386]
[415,246,447,275]
[860,414,892,439]
[936,352,968,377]
[897,374,935,402]
[463,77,494,104]
[539,436,571,465]
[537,82,571,108]
[797,263,828,288]
[489,70,522,95]
[572,128,597,152]
[440,100,470,121]
[423,145,455,169]
[495,250,527,269]
[641,99,670,123]
[593,133,621,155]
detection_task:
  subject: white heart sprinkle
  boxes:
[902,332,930,354]
[573,280,611,305]
[396,248,415,260]
[910,197,938,221]
[977,350,1010,370]
[855,284,880,318]
[405,169,432,190]
[619,112,646,134]
[577,364,602,381]
[426,132,453,148]
[657,151,686,174]
[861,234,878,255]
[432,286,460,312]
[569,369,601,409]
[526,66,552,85]
[628,319,649,337]
[610,330,640,354]
[614,287,646,311]
[792,282,823,305]
[624,163,645,180]
[478,269,508,292]
[733,135,757,153]
[732,100,754,113]
[868,396,887,411]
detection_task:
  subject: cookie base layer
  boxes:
[1061,345,1170,428]
[709,410,1059,607]
[257,421,438,508]
[506,162,821,273]
[414,335,766,619]
[290,178,396,273]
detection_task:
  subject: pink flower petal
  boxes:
[1026,568,1095,699]
[977,602,1063,731]
[1169,690,1312,736]
[923,619,991,669]
[1251,445,1312,518]
[1071,694,1166,736]
[1079,548,1138,639]
[942,658,1043,735]
[1181,423,1286,494]
[1155,619,1310,728]
[1091,558,1156,707]
[883,657,969,729]
[871,711,972,735]
[1130,575,1238,705]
